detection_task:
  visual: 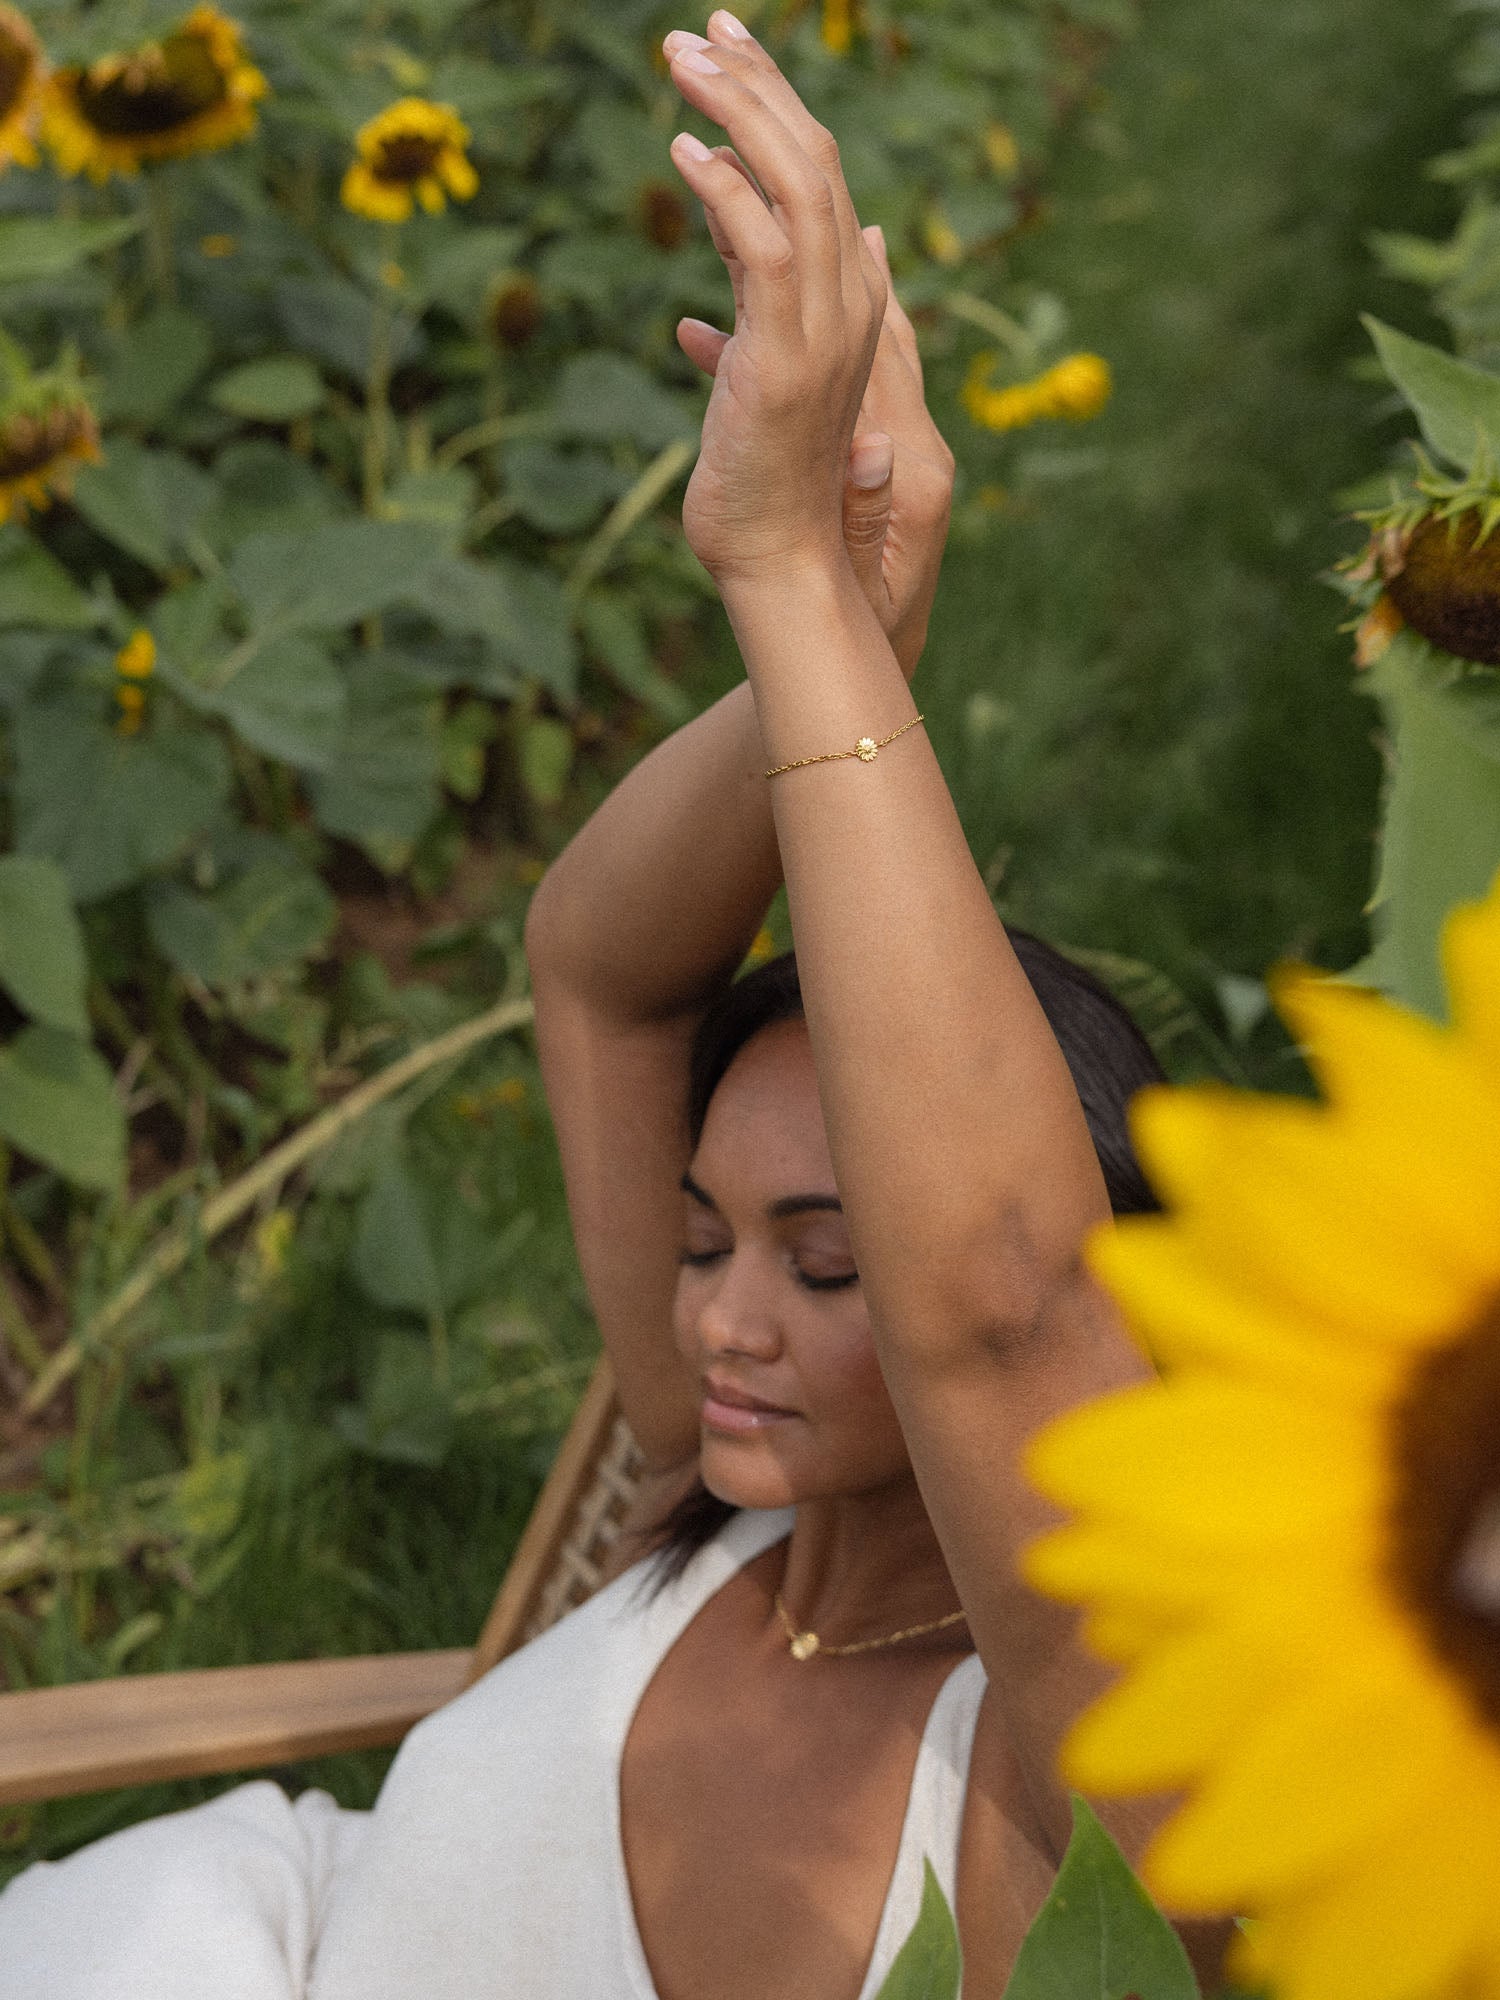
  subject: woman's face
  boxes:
[672,1017,914,1510]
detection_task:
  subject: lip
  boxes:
[701,1375,798,1436]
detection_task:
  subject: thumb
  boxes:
[843,431,894,609]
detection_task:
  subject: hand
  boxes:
[663,17,894,601]
[681,182,954,682]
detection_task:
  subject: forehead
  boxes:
[692,1018,836,1195]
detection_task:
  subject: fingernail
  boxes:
[674,47,723,73]
[673,132,715,162]
[849,439,893,488]
[663,29,712,51]
[714,10,754,35]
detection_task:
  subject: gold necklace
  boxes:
[773,1590,969,1662]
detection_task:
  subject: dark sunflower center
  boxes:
[371,132,442,185]
[1389,1295,1500,1731]
[0,405,90,484]
[77,30,226,138]
[0,26,35,121]
[1385,509,1500,667]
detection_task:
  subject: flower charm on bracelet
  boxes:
[855,737,878,761]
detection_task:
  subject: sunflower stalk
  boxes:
[142,169,178,305]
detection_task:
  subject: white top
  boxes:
[0,1508,987,2000]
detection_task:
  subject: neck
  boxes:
[774,1475,963,1648]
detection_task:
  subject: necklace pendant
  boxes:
[789,1630,820,1662]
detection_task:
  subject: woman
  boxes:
[0,17,1222,1997]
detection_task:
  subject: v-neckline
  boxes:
[609,1511,977,2000]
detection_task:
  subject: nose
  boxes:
[692,1249,782,1363]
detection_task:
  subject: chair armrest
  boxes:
[0,1650,471,1807]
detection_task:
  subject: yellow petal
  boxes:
[1145,1627,1461,1907]
[1025,1374,1382,1548]
[1061,1617,1299,1791]
[1240,1774,1500,2000]
[1089,1220,1401,1401]
[1443,870,1500,1076]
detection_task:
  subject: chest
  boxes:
[619,1575,968,2000]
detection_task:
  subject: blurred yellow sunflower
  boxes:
[0,359,100,523]
[1024,873,1500,2000]
[341,98,477,223]
[43,6,266,182]
[963,350,1112,431]
[0,6,44,170]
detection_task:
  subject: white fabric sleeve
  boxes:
[0,1781,368,2000]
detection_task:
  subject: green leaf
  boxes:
[210,355,326,422]
[578,591,691,724]
[146,859,337,987]
[71,441,217,574]
[402,555,578,700]
[182,635,347,771]
[505,440,624,534]
[0,857,88,1032]
[1359,634,1500,1019]
[334,1328,455,1469]
[352,1157,445,1317]
[1363,316,1500,473]
[229,518,445,634]
[1001,1799,1199,2000]
[552,350,698,449]
[517,713,574,808]
[874,1860,963,2000]
[12,688,231,903]
[0,1026,124,1192]
[383,466,477,550]
[0,215,138,286]
[0,533,96,630]
[101,306,213,425]
[275,275,423,382]
[310,657,443,862]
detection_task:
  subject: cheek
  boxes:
[806,1311,901,1430]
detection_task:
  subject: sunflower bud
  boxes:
[1383,508,1500,667]
[486,273,543,351]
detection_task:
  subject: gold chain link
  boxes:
[764,712,925,780]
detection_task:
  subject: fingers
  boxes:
[677,316,730,376]
[668,132,803,333]
[665,33,868,337]
[842,429,895,621]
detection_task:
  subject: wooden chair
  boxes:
[0,1359,642,1809]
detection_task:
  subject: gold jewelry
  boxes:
[764,713,925,781]
[773,1589,968,1662]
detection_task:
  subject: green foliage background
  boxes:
[0,0,1474,1886]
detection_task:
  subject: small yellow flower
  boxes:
[198,232,238,258]
[253,1207,295,1278]
[963,350,1113,433]
[43,7,267,184]
[115,630,156,680]
[0,6,45,172]
[114,681,147,733]
[746,927,777,966]
[1024,872,1500,2000]
[379,259,406,291]
[515,855,546,886]
[0,367,101,524]
[820,0,858,55]
[341,98,477,224]
[983,121,1020,177]
[921,208,964,267]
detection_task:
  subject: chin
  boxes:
[699,1435,808,1512]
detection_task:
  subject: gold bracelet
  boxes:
[764,713,925,780]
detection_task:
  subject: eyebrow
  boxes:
[680,1172,843,1221]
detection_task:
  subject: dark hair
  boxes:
[646,934,1165,1584]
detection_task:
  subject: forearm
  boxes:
[723,559,1111,1352]
[525,680,780,1027]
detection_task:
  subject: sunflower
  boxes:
[341,98,477,224]
[1023,872,1500,2000]
[43,6,266,183]
[0,352,100,523]
[963,350,1113,432]
[0,6,44,171]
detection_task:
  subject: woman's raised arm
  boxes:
[660,14,1158,1863]
[524,168,952,1472]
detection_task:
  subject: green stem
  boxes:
[363,232,401,516]
[143,169,177,307]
